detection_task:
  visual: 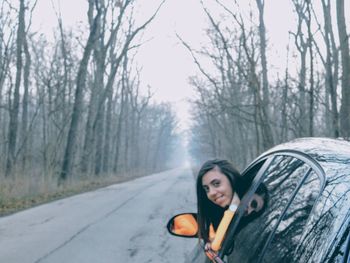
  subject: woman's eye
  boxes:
[212,181,220,187]
[203,186,209,193]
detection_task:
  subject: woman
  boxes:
[196,159,250,245]
[166,159,267,261]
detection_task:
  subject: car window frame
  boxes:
[344,229,350,263]
[218,155,274,258]
[256,167,315,263]
[219,149,326,259]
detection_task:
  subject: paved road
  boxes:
[0,168,198,263]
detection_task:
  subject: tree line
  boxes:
[0,0,178,183]
[187,0,350,168]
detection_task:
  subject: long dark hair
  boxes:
[196,159,248,242]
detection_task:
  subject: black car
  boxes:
[168,137,350,263]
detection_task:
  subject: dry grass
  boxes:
[0,172,139,217]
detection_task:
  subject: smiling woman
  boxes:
[195,160,249,244]
[167,138,350,263]
[201,169,234,208]
[164,159,256,261]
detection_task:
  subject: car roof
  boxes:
[264,137,350,157]
[257,137,350,181]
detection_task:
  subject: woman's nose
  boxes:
[207,187,218,198]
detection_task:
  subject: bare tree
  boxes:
[81,0,164,175]
[5,0,26,176]
[306,0,314,136]
[59,1,102,182]
[0,2,15,164]
[0,0,178,185]
[291,0,309,137]
[336,0,350,139]
[256,0,274,147]
[319,0,339,137]
[20,5,35,171]
[187,0,346,166]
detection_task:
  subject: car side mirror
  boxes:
[166,213,198,238]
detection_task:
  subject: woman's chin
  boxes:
[217,200,230,208]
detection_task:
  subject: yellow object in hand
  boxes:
[211,204,237,251]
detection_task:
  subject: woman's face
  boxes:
[202,169,233,208]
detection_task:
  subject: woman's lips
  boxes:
[214,195,226,204]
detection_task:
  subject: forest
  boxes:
[187,0,350,169]
[0,0,180,212]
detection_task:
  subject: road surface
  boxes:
[0,168,198,263]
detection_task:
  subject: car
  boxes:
[167,137,350,263]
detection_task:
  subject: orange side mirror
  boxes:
[166,213,198,238]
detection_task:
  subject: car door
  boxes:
[224,151,324,263]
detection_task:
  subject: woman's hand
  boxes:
[204,242,212,251]
[204,242,225,263]
[204,242,216,261]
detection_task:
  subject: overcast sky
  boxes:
[33,0,209,131]
[32,0,349,132]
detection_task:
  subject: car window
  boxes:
[292,161,350,263]
[226,155,317,263]
[258,170,321,263]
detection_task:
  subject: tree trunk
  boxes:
[21,31,31,170]
[6,0,25,176]
[336,0,350,139]
[256,0,270,111]
[113,84,125,174]
[321,0,339,137]
[123,91,130,173]
[292,1,309,137]
[59,6,101,182]
[281,68,289,141]
[81,47,103,174]
[306,0,314,136]
[94,103,104,176]
[81,0,104,174]
[254,0,274,149]
[102,87,113,173]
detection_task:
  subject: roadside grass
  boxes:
[0,172,143,217]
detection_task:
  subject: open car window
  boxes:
[226,155,322,263]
